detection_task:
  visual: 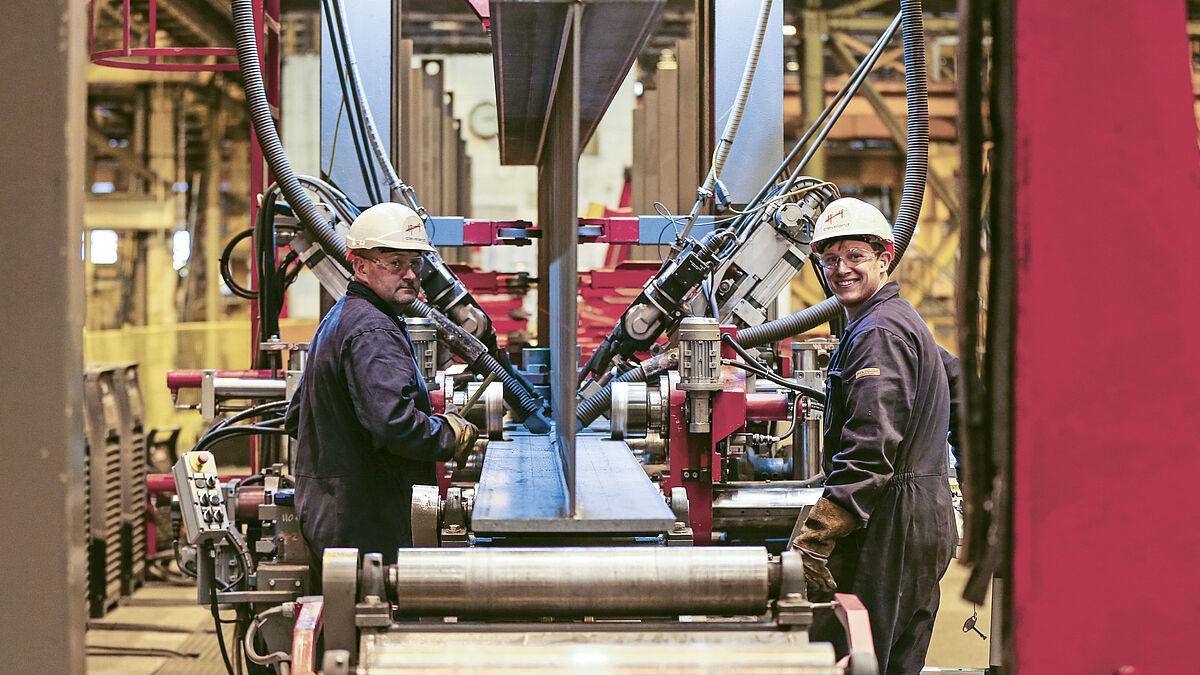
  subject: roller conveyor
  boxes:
[308,546,879,675]
[388,547,769,617]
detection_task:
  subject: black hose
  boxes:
[238,5,537,426]
[220,229,257,299]
[255,189,281,353]
[577,367,645,429]
[888,0,928,271]
[206,543,237,675]
[195,425,288,456]
[209,400,289,434]
[723,359,825,398]
[735,297,843,348]
[720,335,825,401]
[232,0,350,271]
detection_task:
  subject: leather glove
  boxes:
[788,497,860,594]
[438,412,479,466]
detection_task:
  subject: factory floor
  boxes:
[86,562,991,673]
[86,583,232,674]
[926,561,993,671]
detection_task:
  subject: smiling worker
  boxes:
[788,197,957,674]
[285,202,477,570]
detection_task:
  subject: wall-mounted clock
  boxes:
[468,101,499,140]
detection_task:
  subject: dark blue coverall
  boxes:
[284,281,454,566]
[813,281,958,675]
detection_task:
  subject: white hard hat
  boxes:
[810,197,894,255]
[345,202,435,253]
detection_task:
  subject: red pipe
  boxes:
[146,473,250,494]
[745,392,789,421]
[167,369,280,392]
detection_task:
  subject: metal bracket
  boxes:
[668,486,690,522]
[321,650,352,675]
[772,551,814,629]
[322,548,359,662]
[410,485,441,548]
[200,370,216,419]
[440,487,470,547]
[665,521,693,546]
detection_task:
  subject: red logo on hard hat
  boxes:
[825,208,845,223]
[405,222,423,232]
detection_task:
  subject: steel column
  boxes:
[0,0,88,671]
[538,4,581,514]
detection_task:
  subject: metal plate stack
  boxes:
[108,362,147,596]
[82,362,149,617]
[82,366,124,617]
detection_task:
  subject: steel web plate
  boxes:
[471,434,675,533]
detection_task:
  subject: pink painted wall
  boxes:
[1013,2,1200,672]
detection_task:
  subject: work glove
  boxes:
[438,412,479,466]
[788,497,860,594]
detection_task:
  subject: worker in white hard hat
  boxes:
[789,196,957,674]
[285,202,477,572]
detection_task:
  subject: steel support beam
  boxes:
[828,16,956,33]
[906,227,959,307]
[538,5,581,514]
[86,125,173,197]
[0,0,87,672]
[828,0,890,16]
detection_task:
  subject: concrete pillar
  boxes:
[0,1,88,672]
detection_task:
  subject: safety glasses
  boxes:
[818,248,879,270]
[360,254,426,276]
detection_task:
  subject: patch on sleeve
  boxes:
[854,367,881,379]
